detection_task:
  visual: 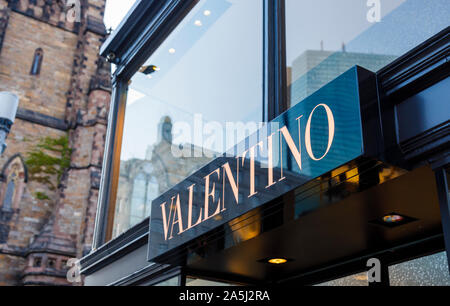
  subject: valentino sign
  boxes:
[148,66,381,263]
[159,102,335,242]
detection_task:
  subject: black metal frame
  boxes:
[87,0,289,286]
[111,265,183,286]
[436,169,450,273]
[263,0,287,121]
[93,0,201,249]
[92,0,288,250]
[85,0,450,286]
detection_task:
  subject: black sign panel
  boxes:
[148,66,381,263]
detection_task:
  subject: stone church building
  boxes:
[0,0,111,285]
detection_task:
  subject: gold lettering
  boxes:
[279,131,285,181]
[279,122,303,178]
[222,160,239,206]
[305,104,335,161]
[204,168,221,221]
[187,184,202,230]
[242,142,263,198]
[169,194,185,240]
[160,200,172,241]
[266,133,276,188]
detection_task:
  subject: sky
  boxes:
[120,0,264,160]
[104,0,450,162]
[104,0,137,30]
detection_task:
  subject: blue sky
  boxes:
[104,0,137,30]
[119,0,264,160]
[105,0,450,162]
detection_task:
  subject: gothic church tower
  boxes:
[0,0,111,285]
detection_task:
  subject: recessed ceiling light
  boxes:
[370,213,416,228]
[204,10,211,16]
[140,65,160,75]
[194,20,202,27]
[382,214,404,224]
[268,258,288,265]
[168,48,176,54]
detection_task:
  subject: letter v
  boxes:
[160,197,175,241]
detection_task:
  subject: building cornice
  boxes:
[80,217,149,275]
[0,8,9,54]
[7,2,108,37]
[16,108,69,131]
[378,26,450,102]
[377,27,450,170]
[7,1,80,34]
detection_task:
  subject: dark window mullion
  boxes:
[92,78,128,249]
[263,0,287,122]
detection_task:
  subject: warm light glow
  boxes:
[194,20,202,27]
[354,274,368,281]
[203,10,211,16]
[169,48,176,54]
[268,258,288,265]
[153,66,160,71]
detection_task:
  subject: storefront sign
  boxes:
[148,66,380,262]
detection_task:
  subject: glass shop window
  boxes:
[315,272,369,286]
[186,277,238,286]
[285,0,450,108]
[154,276,180,286]
[389,252,450,286]
[111,0,263,239]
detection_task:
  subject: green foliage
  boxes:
[25,136,72,191]
[35,191,50,201]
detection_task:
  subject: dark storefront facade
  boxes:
[80,0,450,286]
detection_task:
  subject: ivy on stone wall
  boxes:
[25,136,72,198]
[35,191,51,201]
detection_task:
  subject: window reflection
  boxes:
[154,276,180,286]
[285,0,450,107]
[389,252,450,286]
[112,0,263,239]
[315,272,369,286]
[186,277,237,286]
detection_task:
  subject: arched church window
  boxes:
[145,176,159,217]
[0,155,27,211]
[2,180,15,211]
[129,172,147,227]
[129,171,160,226]
[30,48,44,76]
[33,257,42,268]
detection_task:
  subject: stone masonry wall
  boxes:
[0,0,110,286]
[1,119,66,248]
[0,12,78,119]
[0,253,26,285]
